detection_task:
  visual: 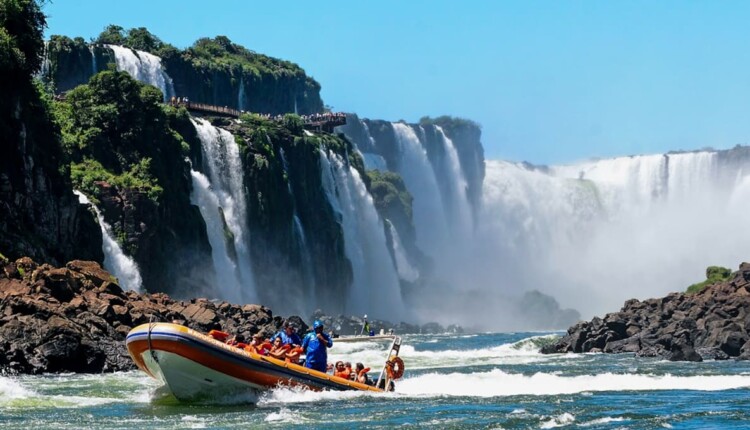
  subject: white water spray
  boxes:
[189,169,243,300]
[479,151,750,319]
[105,45,175,101]
[319,149,404,320]
[391,123,449,254]
[191,118,256,303]
[89,46,97,75]
[74,191,143,292]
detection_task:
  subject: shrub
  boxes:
[686,266,732,294]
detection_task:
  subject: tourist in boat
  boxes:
[246,333,271,355]
[355,362,372,385]
[271,321,302,347]
[268,336,290,360]
[344,362,354,380]
[333,361,350,379]
[301,320,333,372]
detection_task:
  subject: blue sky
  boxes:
[43,1,750,164]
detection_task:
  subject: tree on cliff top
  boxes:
[0,0,46,79]
[95,25,168,53]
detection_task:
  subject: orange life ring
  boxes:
[386,356,405,380]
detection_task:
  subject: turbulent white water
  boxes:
[74,191,143,292]
[105,45,175,101]
[319,149,404,320]
[396,369,750,397]
[191,118,256,303]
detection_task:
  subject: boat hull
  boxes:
[126,323,381,401]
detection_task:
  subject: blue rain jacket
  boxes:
[271,330,302,346]
[301,331,333,372]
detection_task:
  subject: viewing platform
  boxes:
[171,99,346,132]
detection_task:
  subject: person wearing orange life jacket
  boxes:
[333,361,350,379]
[355,362,372,385]
[268,336,291,360]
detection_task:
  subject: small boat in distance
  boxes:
[126,322,404,402]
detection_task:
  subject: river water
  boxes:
[2,332,750,429]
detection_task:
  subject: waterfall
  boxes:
[386,220,419,282]
[279,147,316,302]
[105,44,175,101]
[319,149,404,320]
[189,168,243,302]
[191,118,256,303]
[74,191,143,292]
[476,150,750,321]
[292,214,316,304]
[238,78,245,111]
[434,126,474,239]
[89,46,97,75]
[391,123,450,254]
[38,41,50,80]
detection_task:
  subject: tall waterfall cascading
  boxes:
[279,147,316,304]
[189,168,243,301]
[74,191,143,292]
[293,214,316,305]
[89,46,97,75]
[319,149,404,320]
[391,123,450,254]
[238,78,245,112]
[191,118,256,303]
[433,126,474,240]
[105,45,175,101]
[477,150,750,320]
[38,41,50,80]
[386,220,419,282]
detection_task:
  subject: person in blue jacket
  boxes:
[270,321,302,346]
[301,320,333,372]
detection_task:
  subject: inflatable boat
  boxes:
[126,322,403,402]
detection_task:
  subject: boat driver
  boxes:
[301,320,333,372]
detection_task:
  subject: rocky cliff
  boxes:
[542,262,750,362]
[0,2,102,266]
[43,29,323,115]
[0,256,285,374]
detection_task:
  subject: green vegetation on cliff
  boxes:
[53,70,177,201]
[686,266,732,294]
[419,115,481,134]
[366,170,413,222]
[0,0,45,78]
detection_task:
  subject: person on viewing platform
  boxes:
[271,321,302,347]
[301,320,333,372]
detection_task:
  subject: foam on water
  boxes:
[0,377,34,402]
[540,412,576,428]
[258,385,378,406]
[395,368,750,397]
